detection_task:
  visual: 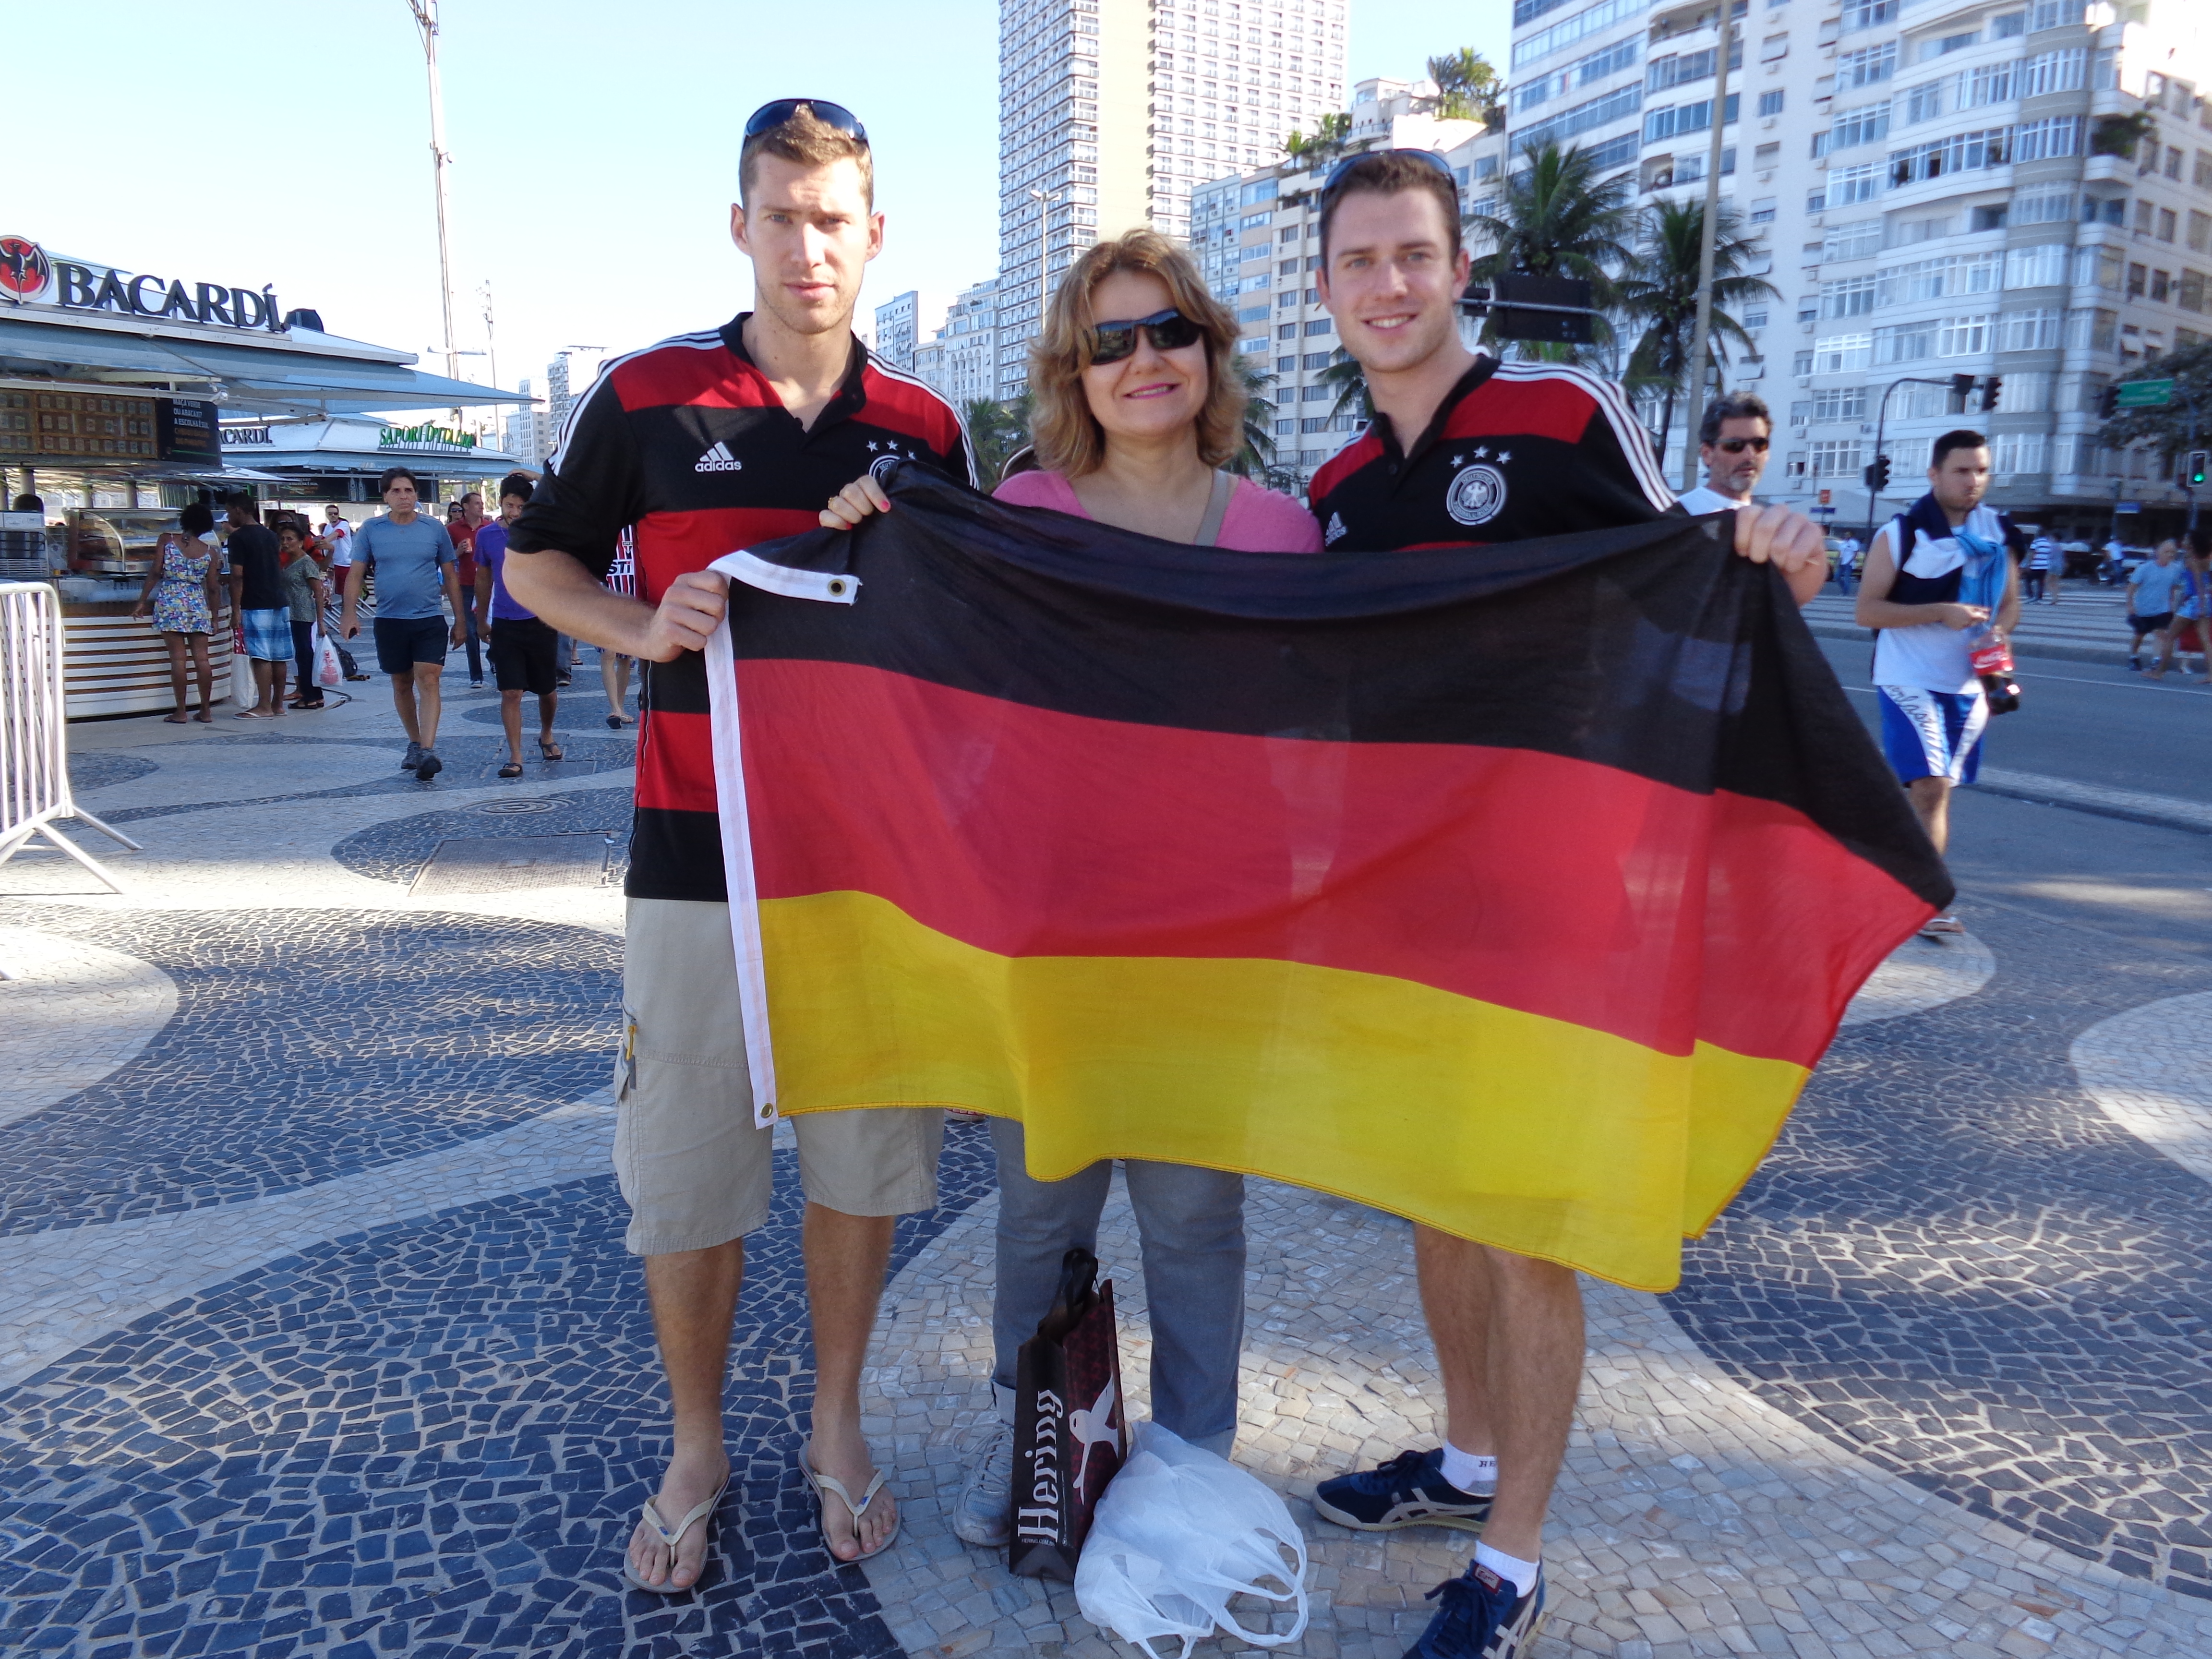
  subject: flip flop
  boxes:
[620,1476,729,1595]
[193,711,215,723]
[797,1443,900,1562]
[498,759,524,778]
[163,713,190,725]
[538,739,564,761]
[1920,914,1966,936]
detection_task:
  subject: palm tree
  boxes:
[1319,349,1371,424]
[1614,198,1779,462]
[1226,352,1280,478]
[962,394,1032,484]
[1426,48,1504,130]
[1464,141,1635,362]
[1283,111,1354,167]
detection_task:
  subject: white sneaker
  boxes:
[953,1421,1015,1547]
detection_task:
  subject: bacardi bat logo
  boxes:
[0,237,50,301]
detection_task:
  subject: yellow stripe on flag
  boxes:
[761,890,1808,1290]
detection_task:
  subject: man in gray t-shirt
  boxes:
[341,466,465,780]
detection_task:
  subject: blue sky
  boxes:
[12,0,1507,401]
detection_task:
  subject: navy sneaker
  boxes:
[1313,1449,1491,1534]
[413,751,442,781]
[1405,1561,1544,1659]
[400,741,424,770]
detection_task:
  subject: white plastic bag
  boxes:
[1074,1421,1309,1659]
[314,629,342,688]
[229,639,255,709]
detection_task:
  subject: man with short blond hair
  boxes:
[502,100,974,1592]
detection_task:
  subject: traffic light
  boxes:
[2099,382,2120,418]
[2190,450,2210,488]
[1979,375,2003,412]
[1948,373,1975,412]
[1863,454,1891,493]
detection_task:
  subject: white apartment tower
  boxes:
[997,0,1348,397]
[1506,0,2210,533]
[544,348,610,446]
[871,291,951,373]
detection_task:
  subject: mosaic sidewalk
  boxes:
[2,689,2209,1659]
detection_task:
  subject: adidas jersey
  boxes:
[1308,356,1676,553]
[507,313,975,903]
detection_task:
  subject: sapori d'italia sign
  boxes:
[379,423,478,454]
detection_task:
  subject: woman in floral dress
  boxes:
[131,500,228,722]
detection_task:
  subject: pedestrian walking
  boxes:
[321,505,370,680]
[2025,531,2055,602]
[601,532,637,727]
[2174,538,2211,681]
[340,465,465,780]
[474,473,561,777]
[224,496,292,720]
[130,500,226,723]
[818,227,1323,1551]
[2127,540,2187,675]
[1298,148,1826,1659]
[449,490,489,686]
[277,522,330,710]
[1836,530,1863,595]
[499,99,974,1590]
[1855,430,2022,933]
[2103,533,2127,584]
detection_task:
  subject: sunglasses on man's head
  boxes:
[743,98,867,143]
[1714,436,1770,453]
[1089,308,1205,365]
[1321,146,1458,195]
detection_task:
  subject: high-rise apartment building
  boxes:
[544,348,610,446]
[1505,0,2209,536]
[920,279,1005,410]
[503,376,552,468]
[872,291,951,373]
[1192,79,1502,481]
[996,0,1348,397]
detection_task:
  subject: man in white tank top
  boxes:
[1854,430,2022,934]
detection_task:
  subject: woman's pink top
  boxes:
[994,468,1324,553]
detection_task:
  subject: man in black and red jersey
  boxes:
[1300,151,1826,1659]
[502,101,974,1591]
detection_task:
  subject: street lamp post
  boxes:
[1027,186,1064,354]
[407,1,460,425]
[1678,1,1736,492]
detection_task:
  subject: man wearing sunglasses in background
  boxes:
[503,98,974,1591]
[1301,149,1827,1659]
[1676,392,1774,517]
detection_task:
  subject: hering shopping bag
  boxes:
[1009,1247,1127,1581]
[314,629,343,688]
[229,637,255,708]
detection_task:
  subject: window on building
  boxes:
[1303,318,1333,336]
[1873,319,1934,362]
[1809,439,1865,476]
[1841,0,1895,32]
[2152,269,2172,302]
[1822,274,1878,316]
[2158,209,2177,243]
[1302,350,1333,369]
[1812,332,1872,372]
[1276,356,1297,373]
[2004,243,2068,287]
[1758,89,1785,115]
[1998,307,2063,349]
[2128,263,2148,298]
[2179,270,2206,313]
[1280,226,1300,242]
[1750,196,1778,223]
[2012,189,2073,226]
[1827,161,1880,204]
[1825,219,1882,259]
[1837,42,1896,85]
[1276,323,1297,339]
[1812,385,1867,420]
[1279,258,1300,275]
[1991,11,2025,35]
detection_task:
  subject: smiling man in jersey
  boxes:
[1302,149,1827,1659]
[502,101,974,1591]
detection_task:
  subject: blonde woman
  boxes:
[820,228,1318,1547]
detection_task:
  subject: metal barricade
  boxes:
[0,580,141,895]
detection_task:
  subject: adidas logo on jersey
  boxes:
[694,441,743,473]
[1324,513,1347,546]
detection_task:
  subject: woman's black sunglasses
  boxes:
[743,99,867,143]
[1089,308,1204,365]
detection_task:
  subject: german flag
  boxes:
[701,469,1948,1290]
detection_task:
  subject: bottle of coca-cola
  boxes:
[1971,631,2021,715]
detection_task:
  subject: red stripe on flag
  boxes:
[637,709,718,813]
[736,659,1924,1068]
[635,508,820,600]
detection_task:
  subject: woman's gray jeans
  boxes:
[989,1117,1246,1455]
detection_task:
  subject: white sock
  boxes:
[1473,1541,1539,1598]
[1437,1442,1497,1495]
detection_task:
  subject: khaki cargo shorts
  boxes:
[614,898,943,1256]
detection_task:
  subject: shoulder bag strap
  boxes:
[1194,469,1234,548]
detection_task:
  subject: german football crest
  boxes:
[1445,461,1507,527]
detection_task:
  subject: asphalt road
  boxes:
[1814,634,2212,958]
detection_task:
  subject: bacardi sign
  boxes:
[0,233,295,333]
